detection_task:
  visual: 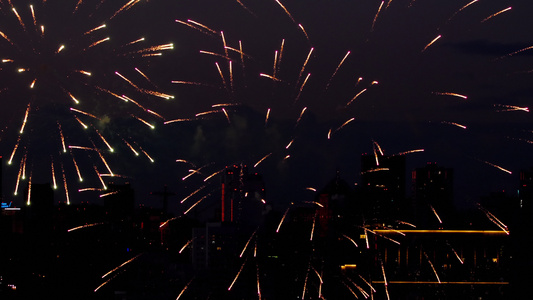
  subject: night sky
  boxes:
[1,0,533,215]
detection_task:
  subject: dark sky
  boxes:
[1,0,533,215]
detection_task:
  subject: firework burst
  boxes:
[0,0,174,203]
[159,0,531,298]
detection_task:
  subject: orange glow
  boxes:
[340,264,357,271]
[372,281,509,285]
[373,229,509,235]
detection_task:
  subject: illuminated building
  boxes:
[412,162,454,227]
[219,164,265,226]
[365,228,510,298]
[360,152,406,222]
[220,165,239,223]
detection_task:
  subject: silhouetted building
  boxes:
[510,167,533,297]
[150,185,176,215]
[25,182,54,234]
[26,182,54,210]
[0,206,23,235]
[360,151,406,222]
[104,183,135,220]
[412,162,454,227]
[191,222,239,270]
[219,164,265,226]
[315,170,357,237]
[0,155,3,202]
[55,202,107,232]
[518,167,533,218]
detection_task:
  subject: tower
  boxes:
[360,151,406,222]
[150,185,175,215]
[412,162,453,226]
[316,170,356,236]
[220,164,265,225]
[0,155,3,203]
[509,168,533,297]
[518,167,533,217]
[25,182,54,234]
[220,165,241,223]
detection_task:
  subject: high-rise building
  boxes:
[512,168,533,296]
[25,182,54,234]
[0,155,3,203]
[518,168,533,218]
[26,182,54,210]
[191,222,239,270]
[315,170,357,237]
[220,164,265,225]
[150,185,175,215]
[360,152,406,222]
[412,162,454,227]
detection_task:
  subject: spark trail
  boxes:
[183,194,210,215]
[240,228,258,257]
[176,277,195,300]
[179,239,193,253]
[68,222,105,232]
[342,234,359,248]
[381,261,390,300]
[102,254,142,279]
[445,0,479,25]
[228,257,248,291]
[432,92,468,99]
[346,89,367,107]
[477,204,509,234]
[494,104,529,112]
[274,0,297,25]
[325,51,350,90]
[422,35,442,52]
[371,1,384,32]
[441,121,467,129]
[296,47,314,86]
[254,153,272,168]
[430,205,443,224]
[481,7,512,23]
[276,207,290,233]
[423,251,441,283]
[496,45,533,60]
[479,159,512,174]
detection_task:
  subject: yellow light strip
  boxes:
[373,229,509,235]
[372,281,509,285]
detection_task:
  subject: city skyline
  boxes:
[0,1,532,298]
[1,155,524,299]
[0,1,531,212]
[1,148,528,226]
